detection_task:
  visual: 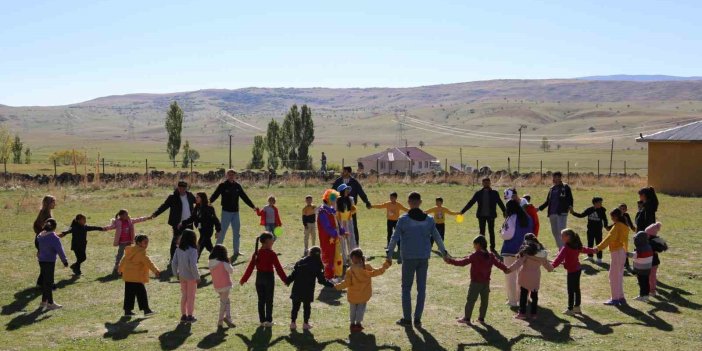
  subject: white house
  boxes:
[357,147,440,175]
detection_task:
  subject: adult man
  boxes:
[538,171,573,249]
[151,180,196,260]
[210,170,258,257]
[331,166,371,245]
[460,178,506,252]
[320,152,327,173]
[387,192,448,328]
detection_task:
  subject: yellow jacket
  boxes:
[372,201,408,221]
[425,206,460,224]
[597,222,630,252]
[118,245,160,283]
[335,262,390,304]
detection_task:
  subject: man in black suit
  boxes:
[331,166,372,245]
[460,178,506,252]
[151,180,196,260]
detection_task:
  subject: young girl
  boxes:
[286,246,334,330]
[551,229,596,315]
[444,236,510,324]
[507,234,554,319]
[501,199,533,307]
[119,234,159,317]
[208,244,236,328]
[240,232,288,327]
[172,229,200,323]
[105,209,152,275]
[334,248,390,333]
[636,187,659,231]
[596,208,631,306]
[181,192,221,260]
[646,222,666,296]
[630,230,654,302]
[33,195,55,287]
[255,195,282,235]
[36,218,68,310]
[59,214,105,276]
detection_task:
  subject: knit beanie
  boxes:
[645,222,662,237]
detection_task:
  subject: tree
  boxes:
[419,140,425,148]
[249,135,265,169]
[0,125,12,165]
[181,140,199,168]
[265,119,281,170]
[24,148,31,164]
[11,135,23,164]
[279,104,315,170]
[541,137,551,152]
[165,101,184,167]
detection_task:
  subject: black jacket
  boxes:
[181,205,222,233]
[635,202,657,232]
[61,221,103,251]
[331,177,371,207]
[210,181,256,212]
[572,206,608,232]
[650,236,668,266]
[285,255,333,302]
[152,190,196,227]
[538,183,574,215]
[461,188,506,218]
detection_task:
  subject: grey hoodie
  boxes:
[171,247,200,280]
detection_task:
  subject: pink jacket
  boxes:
[209,259,233,290]
[508,250,554,291]
[105,217,149,246]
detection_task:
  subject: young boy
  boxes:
[119,234,160,317]
[570,197,608,263]
[301,195,317,256]
[59,214,105,276]
[371,192,408,249]
[256,196,282,237]
[425,197,460,245]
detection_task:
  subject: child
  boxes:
[596,208,631,306]
[372,192,409,248]
[301,195,318,256]
[645,222,666,296]
[425,197,459,245]
[105,209,152,275]
[551,229,596,315]
[208,244,236,328]
[119,234,160,317]
[444,236,510,324]
[59,214,105,276]
[181,192,221,260]
[570,197,608,263]
[34,195,55,288]
[286,246,334,330]
[618,203,637,231]
[501,199,533,307]
[336,184,357,264]
[318,190,342,280]
[240,232,288,327]
[334,248,391,333]
[172,229,200,323]
[629,230,654,302]
[256,196,282,236]
[636,187,659,231]
[36,218,68,310]
[522,195,540,237]
[507,234,554,319]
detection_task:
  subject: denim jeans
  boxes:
[548,214,568,249]
[217,210,241,253]
[401,258,429,321]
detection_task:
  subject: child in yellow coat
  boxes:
[118,234,160,317]
[335,248,391,333]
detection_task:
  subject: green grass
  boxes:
[0,183,700,350]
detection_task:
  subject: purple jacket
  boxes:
[36,231,68,264]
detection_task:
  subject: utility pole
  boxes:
[609,139,614,176]
[228,132,232,169]
[518,125,526,174]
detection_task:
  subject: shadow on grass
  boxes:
[1,287,41,315]
[317,287,343,306]
[615,304,673,331]
[340,331,402,351]
[158,266,174,282]
[197,327,227,349]
[5,307,51,331]
[403,325,447,351]
[524,307,573,343]
[581,263,604,276]
[278,329,340,351]
[103,316,147,340]
[198,272,212,289]
[572,313,622,335]
[235,326,286,351]
[96,273,120,283]
[159,322,192,350]
[655,281,702,310]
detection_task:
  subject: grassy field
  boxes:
[0,182,700,350]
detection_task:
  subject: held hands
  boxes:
[155,271,160,278]
[385,258,393,267]
[365,203,372,210]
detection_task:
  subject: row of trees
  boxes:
[250,104,315,170]
[0,125,31,164]
[165,102,200,168]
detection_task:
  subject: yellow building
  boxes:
[637,120,702,196]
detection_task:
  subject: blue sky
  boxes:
[1,0,701,106]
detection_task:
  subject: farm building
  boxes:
[357,147,439,175]
[636,120,702,196]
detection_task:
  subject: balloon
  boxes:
[273,226,283,237]
[455,214,464,224]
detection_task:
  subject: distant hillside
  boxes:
[578,75,702,82]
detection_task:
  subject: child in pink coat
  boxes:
[209,244,236,328]
[104,209,152,275]
[507,234,554,319]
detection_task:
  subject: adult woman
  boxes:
[34,195,56,287]
[636,186,659,231]
[501,199,533,307]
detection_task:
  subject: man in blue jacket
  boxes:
[538,171,573,249]
[332,167,372,245]
[387,192,448,328]
[460,178,506,252]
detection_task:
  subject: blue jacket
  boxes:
[501,216,533,256]
[387,209,447,260]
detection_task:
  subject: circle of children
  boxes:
[32,168,667,333]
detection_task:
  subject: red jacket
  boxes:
[256,205,282,227]
[525,204,539,237]
[552,245,596,273]
[240,248,287,284]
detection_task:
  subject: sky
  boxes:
[1,0,701,106]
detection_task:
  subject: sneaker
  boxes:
[397,259,402,265]
[223,318,236,328]
[618,298,628,305]
[650,291,657,297]
[260,322,266,327]
[124,310,136,317]
[290,322,297,330]
[144,309,156,316]
[634,295,649,302]
[395,319,412,327]
[187,315,197,323]
[572,306,582,314]
[357,323,364,331]
[180,315,188,323]
[596,258,603,264]
[46,303,63,310]
[514,313,528,320]
[563,309,575,316]
[477,318,485,324]
[217,321,224,328]
[413,320,422,328]
[263,321,272,327]
[456,318,471,325]
[302,323,312,330]
[603,299,619,306]
[39,301,48,309]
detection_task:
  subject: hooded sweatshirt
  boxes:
[387,208,447,260]
[631,231,654,273]
[209,259,233,290]
[119,245,159,283]
[334,262,390,304]
[36,231,68,264]
[507,249,554,291]
[171,247,200,280]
